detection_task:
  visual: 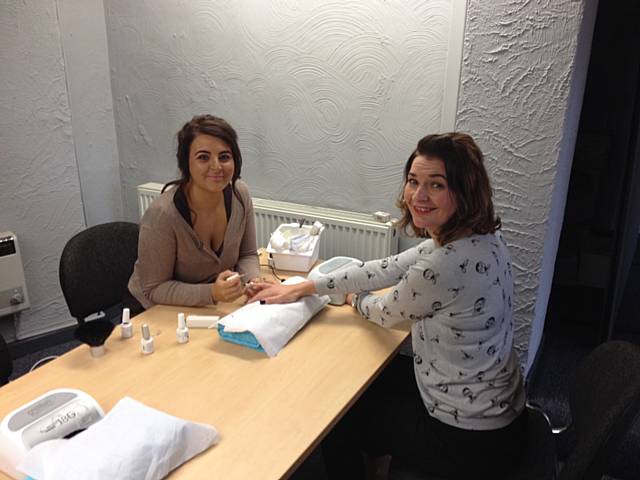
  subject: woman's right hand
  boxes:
[211,270,244,303]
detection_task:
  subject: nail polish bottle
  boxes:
[176,312,189,344]
[141,323,154,354]
[120,307,133,339]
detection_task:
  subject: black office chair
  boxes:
[510,340,640,480]
[0,333,12,385]
[59,222,139,324]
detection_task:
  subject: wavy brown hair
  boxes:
[396,132,500,245]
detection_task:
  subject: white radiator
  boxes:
[136,183,398,261]
[137,182,165,219]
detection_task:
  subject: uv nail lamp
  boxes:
[0,388,104,479]
[307,256,362,305]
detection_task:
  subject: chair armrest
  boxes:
[526,400,571,435]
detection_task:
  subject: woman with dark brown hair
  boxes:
[128,115,260,310]
[250,133,527,479]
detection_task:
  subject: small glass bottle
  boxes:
[176,312,189,344]
[120,307,133,339]
[141,323,154,354]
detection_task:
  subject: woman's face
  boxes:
[187,134,235,194]
[403,155,457,238]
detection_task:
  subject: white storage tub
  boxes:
[266,224,321,272]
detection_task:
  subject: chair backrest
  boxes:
[59,222,139,323]
[559,340,640,480]
[0,333,12,385]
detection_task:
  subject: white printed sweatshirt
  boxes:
[313,231,525,430]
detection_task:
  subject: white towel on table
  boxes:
[218,276,329,357]
[17,396,219,480]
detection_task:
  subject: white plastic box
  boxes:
[266,224,321,272]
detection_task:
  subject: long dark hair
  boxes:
[396,132,501,245]
[163,114,244,206]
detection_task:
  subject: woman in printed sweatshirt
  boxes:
[250,133,527,479]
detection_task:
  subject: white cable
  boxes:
[29,355,59,372]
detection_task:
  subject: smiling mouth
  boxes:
[413,206,435,214]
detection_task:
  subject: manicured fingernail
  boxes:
[260,300,266,305]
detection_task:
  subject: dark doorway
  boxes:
[528,5,640,478]
[546,0,640,345]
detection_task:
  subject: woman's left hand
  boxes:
[243,277,272,300]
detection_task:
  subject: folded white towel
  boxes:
[218,277,329,357]
[268,224,318,254]
[17,397,219,480]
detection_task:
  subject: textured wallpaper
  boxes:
[105,0,459,221]
[457,0,588,369]
[0,0,86,338]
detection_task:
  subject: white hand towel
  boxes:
[218,277,329,357]
[17,397,219,480]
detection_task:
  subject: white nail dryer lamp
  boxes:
[307,256,362,305]
[0,388,104,479]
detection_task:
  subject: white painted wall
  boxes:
[0,0,86,339]
[58,0,123,226]
[457,0,598,371]
[0,0,120,339]
[104,0,464,224]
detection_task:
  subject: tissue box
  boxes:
[266,224,321,272]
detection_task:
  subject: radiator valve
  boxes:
[10,292,24,305]
[372,211,392,223]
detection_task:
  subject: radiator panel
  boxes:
[137,182,165,219]
[136,183,398,261]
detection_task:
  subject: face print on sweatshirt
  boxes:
[462,387,476,403]
[423,268,439,284]
[474,297,486,313]
[476,261,490,275]
[414,352,423,365]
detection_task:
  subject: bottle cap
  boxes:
[122,308,130,324]
[178,312,186,329]
[89,345,106,357]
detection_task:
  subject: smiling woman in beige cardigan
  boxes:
[127,115,260,311]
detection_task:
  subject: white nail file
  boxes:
[186,315,220,329]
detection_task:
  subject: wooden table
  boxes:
[0,297,410,479]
